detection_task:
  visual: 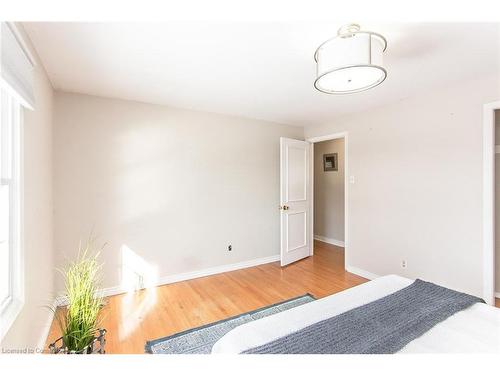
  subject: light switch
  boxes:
[349,175,355,184]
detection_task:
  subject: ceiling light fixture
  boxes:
[314,23,387,94]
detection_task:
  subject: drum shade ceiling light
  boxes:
[314,24,388,94]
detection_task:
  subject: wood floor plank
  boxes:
[45,239,500,353]
[44,240,500,353]
[45,240,364,353]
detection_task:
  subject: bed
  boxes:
[211,275,500,353]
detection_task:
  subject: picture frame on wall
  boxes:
[323,153,338,171]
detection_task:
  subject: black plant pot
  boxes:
[49,329,107,354]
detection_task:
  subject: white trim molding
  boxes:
[160,254,279,286]
[482,100,500,305]
[495,292,500,299]
[307,132,348,143]
[0,90,24,342]
[54,254,281,305]
[4,23,37,67]
[345,265,380,280]
[43,254,282,351]
[0,23,36,109]
[314,235,345,248]
[306,131,349,268]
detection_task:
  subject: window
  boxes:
[0,87,23,340]
[1,22,33,340]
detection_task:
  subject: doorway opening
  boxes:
[308,132,348,270]
[279,133,349,269]
[483,101,500,305]
[313,138,345,247]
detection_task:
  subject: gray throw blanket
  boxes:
[243,279,483,354]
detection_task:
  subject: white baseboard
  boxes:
[156,254,280,288]
[55,254,281,305]
[495,292,500,299]
[345,265,380,280]
[45,254,281,348]
[314,235,345,248]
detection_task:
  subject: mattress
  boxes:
[211,275,500,353]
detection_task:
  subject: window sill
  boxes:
[0,297,24,342]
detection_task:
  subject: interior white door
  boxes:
[280,137,311,266]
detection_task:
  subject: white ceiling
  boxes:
[24,22,500,127]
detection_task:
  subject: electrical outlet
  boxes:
[228,244,232,252]
[401,260,407,269]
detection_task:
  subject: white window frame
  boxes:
[0,87,24,341]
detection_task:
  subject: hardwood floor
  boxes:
[45,240,366,354]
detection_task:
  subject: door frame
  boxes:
[306,132,348,267]
[483,100,500,305]
[306,111,499,304]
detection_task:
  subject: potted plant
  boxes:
[49,238,107,354]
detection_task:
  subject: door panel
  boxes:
[286,146,307,202]
[280,137,311,266]
[286,211,307,251]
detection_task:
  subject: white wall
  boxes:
[1,27,54,350]
[53,92,303,292]
[305,74,500,297]
[314,138,345,243]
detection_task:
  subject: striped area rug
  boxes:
[145,294,315,354]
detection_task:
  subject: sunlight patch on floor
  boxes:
[119,245,159,340]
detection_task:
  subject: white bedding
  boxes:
[211,275,500,353]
